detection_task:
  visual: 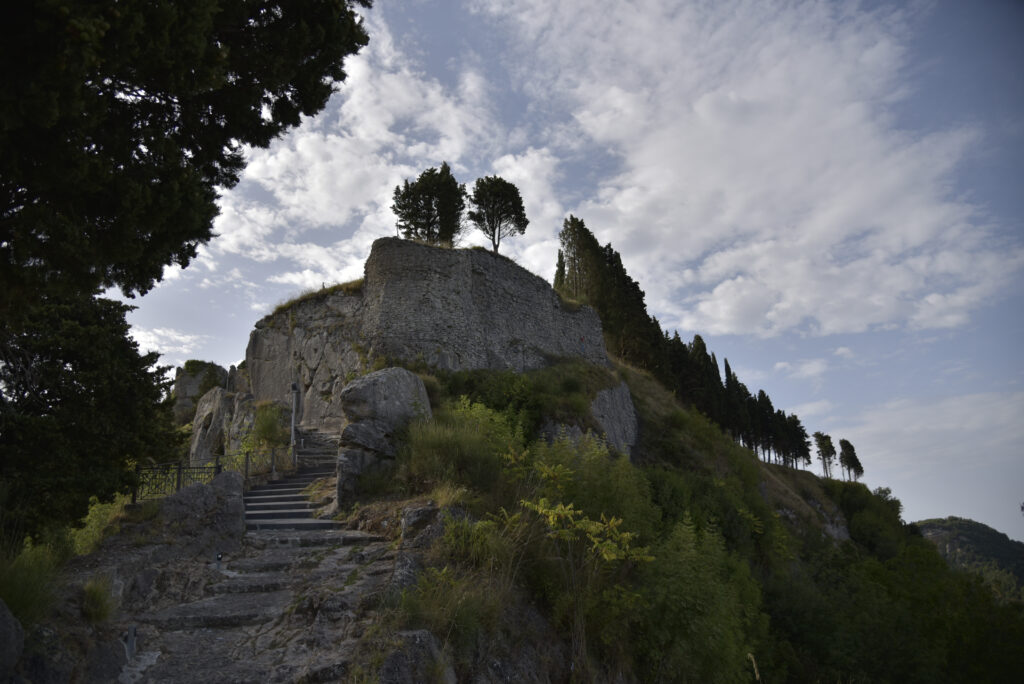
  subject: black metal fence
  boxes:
[132,448,293,502]
[132,461,222,502]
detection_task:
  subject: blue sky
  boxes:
[125,0,1024,540]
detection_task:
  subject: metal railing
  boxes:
[132,460,222,502]
[132,447,294,502]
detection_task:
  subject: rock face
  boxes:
[189,388,257,465]
[245,238,608,431]
[189,387,232,464]
[337,368,431,504]
[172,362,228,424]
[590,382,638,455]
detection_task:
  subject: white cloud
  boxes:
[775,358,829,381]
[834,346,855,359]
[206,10,506,290]
[833,391,1024,473]
[131,327,205,358]
[788,399,835,418]
[475,0,1024,337]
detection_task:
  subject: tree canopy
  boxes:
[0,1,371,537]
[0,0,371,319]
[0,293,180,536]
[467,175,529,254]
[839,438,863,481]
[391,162,467,247]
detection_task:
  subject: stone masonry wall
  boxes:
[245,238,609,430]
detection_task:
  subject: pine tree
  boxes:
[813,432,837,479]
[391,162,467,246]
[839,439,863,481]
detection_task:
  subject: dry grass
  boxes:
[272,278,364,316]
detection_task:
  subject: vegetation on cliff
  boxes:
[917,516,1024,603]
[375,362,1024,682]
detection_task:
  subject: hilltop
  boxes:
[917,516,1024,603]
[8,237,1024,683]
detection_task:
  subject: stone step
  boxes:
[140,590,293,629]
[245,508,315,521]
[245,500,316,512]
[245,485,308,497]
[246,518,341,532]
[243,498,308,510]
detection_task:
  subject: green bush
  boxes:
[73,494,130,555]
[81,574,116,623]
[529,433,660,543]
[636,518,765,683]
[0,540,58,628]
[399,398,523,493]
[400,566,501,659]
[441,360,617,437]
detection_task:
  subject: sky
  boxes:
[125,0,1024,541]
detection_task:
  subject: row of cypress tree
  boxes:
[553,214,861,478]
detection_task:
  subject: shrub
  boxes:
[0,540,58,628]
[72,494,130,555]
[81,574,116,623]
[399,398,522,493]
[399,566,501,660]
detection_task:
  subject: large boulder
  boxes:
[337,368,431,504]
[157,471,247,556]
[339,366,432,427]
[590,382,638,455]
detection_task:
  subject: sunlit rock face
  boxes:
[244,237,609,431]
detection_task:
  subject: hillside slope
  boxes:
[917,516,1024,602]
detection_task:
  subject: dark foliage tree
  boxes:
[813,431,837,479]
[839,438,863,481]
[0,1,371,536]
[1,0,371,320]
[556,215,603,302]
[391,162,467,246]
[0,294,180,537]
[554,249,566,292]
[467,175,528,254]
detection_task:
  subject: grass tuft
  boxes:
[0,540,58,628]
[272,278,364,316]
[81,574,116,623]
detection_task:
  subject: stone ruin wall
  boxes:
[244,237,610,432]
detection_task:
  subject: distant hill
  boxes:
[916,516,1024,602]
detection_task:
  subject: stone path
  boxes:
[120,528,395,683]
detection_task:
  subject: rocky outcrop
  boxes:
[337,368,431,504]
[590,382,638,455]
[189,387,232,464]
[12,473,247,683]
[188,388,258,465]
[245,238,608,431]
[172,361,228,424]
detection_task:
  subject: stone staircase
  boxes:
[294,427,341,470]
[124,528,395,682]
[244,467,338,531]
